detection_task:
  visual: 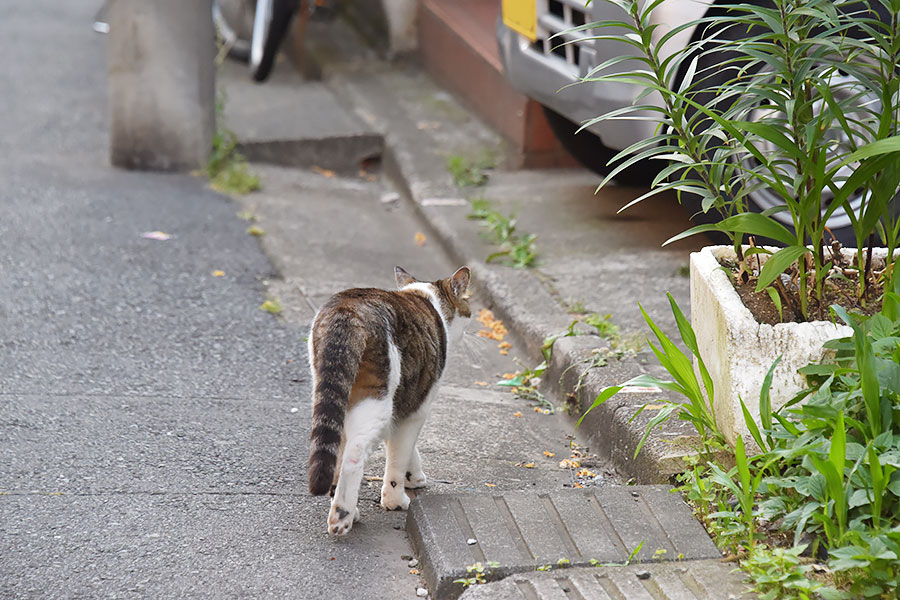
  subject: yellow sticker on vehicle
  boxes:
[502,0,537,43]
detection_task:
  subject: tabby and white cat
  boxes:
[307,266,471,536]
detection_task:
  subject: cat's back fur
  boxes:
[307,267,470,497]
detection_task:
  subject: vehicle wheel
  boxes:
[213,0,254,63]
[250,0,297,82]
[541,106,658,186]
[676,5,893,247]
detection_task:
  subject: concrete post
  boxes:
[108,0,215,171]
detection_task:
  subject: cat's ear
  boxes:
[449,266,471,298]
[395,266,416,289]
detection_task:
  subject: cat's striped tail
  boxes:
[307,311,366,496]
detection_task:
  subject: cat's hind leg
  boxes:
[328,398,391,536]
[405,446,427,489]
[329,435,346,497]
[381,413,426,510]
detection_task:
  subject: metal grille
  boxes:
[531,0,593,74]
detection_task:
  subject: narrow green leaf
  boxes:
[756,246,809,292]
[759,356,780,435]
[739,396,765,452]
[765,288,783,322]
[721,213,797,246]
[733,120,805,161]
[577,385,623,428]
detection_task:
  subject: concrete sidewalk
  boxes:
[281,21,751,599]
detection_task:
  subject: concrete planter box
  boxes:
[690,245,868,447]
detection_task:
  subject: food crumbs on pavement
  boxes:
[476,309,507,341]
[311,165,335,178]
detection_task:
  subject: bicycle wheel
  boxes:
[213,0,254,62]
[250,0,297,82]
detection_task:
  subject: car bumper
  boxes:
[496,0,709,151]
[497,20,655,150]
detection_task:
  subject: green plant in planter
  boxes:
[583,289,900,594]
[572,0,900,320]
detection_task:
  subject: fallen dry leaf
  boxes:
[311,165,335,178]
[212,270,225,277]
[498,341,512,350]
[474,381,488,387]
[524,462,535,469]
[409,569,420,575]
[543,451,556,458]
[503,372,519,380]
[573,482,584,489]
[512,411,522,418]
[414,232,427,246]
[643,404,666,410]
[141,231,173,241]
[576,468,597,478]
[484,483,496,487]
[499,349,509,355]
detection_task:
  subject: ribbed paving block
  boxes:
[458,562,756,600]
[406,487,722,600]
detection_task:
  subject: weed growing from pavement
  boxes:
[445,151,494,188]
[467,197,537,268]
[499,312,640,414]
[587,540,645,568]
[562,297,587,314]
[498,358,551,413]
[203,91,261,196]
[582,313,618,339]
[453,561,500,588]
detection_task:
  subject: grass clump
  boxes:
[204,92,260,195]
[446,152,494,188]
[468,197,537,268]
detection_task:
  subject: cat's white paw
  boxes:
[405,469,427,489]
[380,480,411,511]
[327,503,359,536]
